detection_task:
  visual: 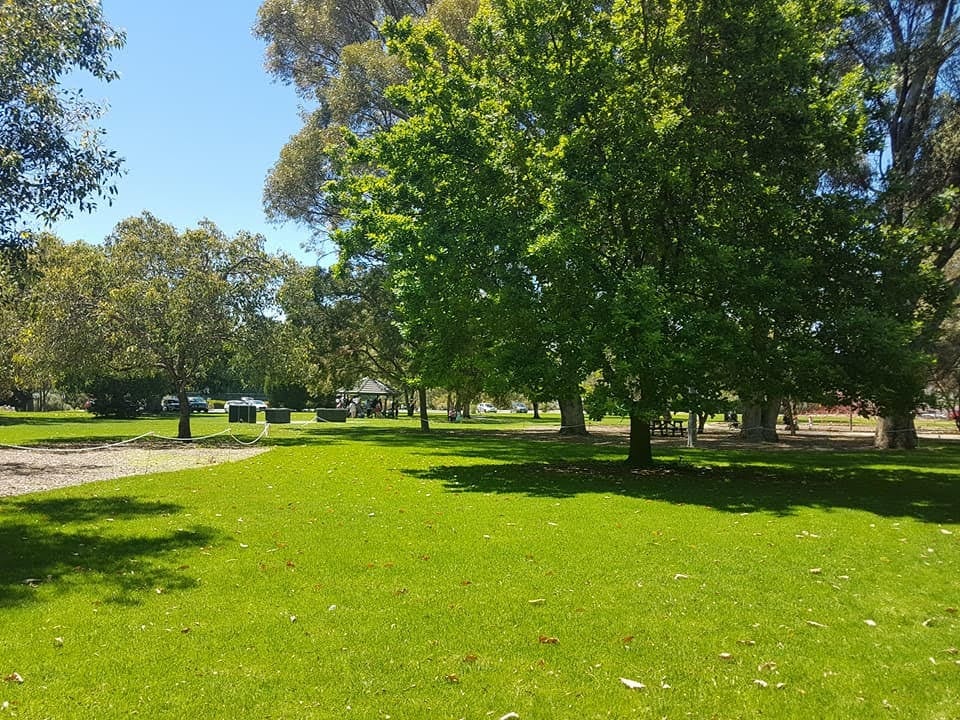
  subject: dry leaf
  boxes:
[737,639,756,646]
[673,573,690,580]
[939,528,953,535]
[538,635,559,645]
[463,653,478,663]
[864,619,877,626]
[4,673,23,684]
[806,620,827,628]
[528,598,546,606]
[444,674,460,684]
[758,661,777,672]
[753,679,769,688]
[719,652,734,661]
[946,608,957,614]
[776,682,787,689]
[498,714,520,720]
[809,568,822,574]
[619,677,646,690]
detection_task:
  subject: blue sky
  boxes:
[51,1,322,263]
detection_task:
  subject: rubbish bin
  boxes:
[229,404,258,423]
[265,407,291,424]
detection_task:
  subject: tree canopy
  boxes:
[0,0,124,249]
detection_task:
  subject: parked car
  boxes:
[188,396,209,412]
[477,402,497,413]
[161,396,180,412]
[511,402,529,413]
[224,396,268,411]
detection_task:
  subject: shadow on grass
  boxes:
[406,458,960,524]
[0,495,220,608]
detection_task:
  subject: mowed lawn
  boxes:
[1,414,958,719]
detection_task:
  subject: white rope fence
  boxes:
[0,424,272,453]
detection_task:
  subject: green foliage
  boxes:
[83,374,166,419]
[0,0,124,248]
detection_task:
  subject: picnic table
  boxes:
[650,418,686,437]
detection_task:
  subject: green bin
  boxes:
[265,408,291,424]
[229,404,258,423]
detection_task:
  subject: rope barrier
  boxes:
[0,423,273,453]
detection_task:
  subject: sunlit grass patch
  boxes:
[0,419,958,718]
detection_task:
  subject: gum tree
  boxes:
[0,0,124,249]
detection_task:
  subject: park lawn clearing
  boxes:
[0,421,958,719]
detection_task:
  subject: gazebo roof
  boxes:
[340,377,398,396]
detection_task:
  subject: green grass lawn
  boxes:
[1,412,958,718]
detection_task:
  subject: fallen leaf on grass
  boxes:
[719,653,734,661]
[673,573,690,580]
[538,635,559,645]
[3,673,23,684]
[939,528,953,535]
[444,674,460,684]
[758,661,777,672]
[619,677,646,690]
[809,568,822,574]
[498,713,520,720]
[754,679,768,688]
[864,619,877,626]
[528,598,545,606]
[463,653,478,663]
[946,607,957,614]
[806,621,827,628]
[737,639,756,646]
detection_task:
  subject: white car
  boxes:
[477,402,497,413]
[225,397,268,410]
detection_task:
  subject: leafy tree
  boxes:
[99,214,281,438]
[0,0,124,249]
[840,0,960,447]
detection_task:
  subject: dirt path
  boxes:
[0,445,270,497]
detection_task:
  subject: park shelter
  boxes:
[339,377,400,416]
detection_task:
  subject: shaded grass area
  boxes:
[0,419,958,718]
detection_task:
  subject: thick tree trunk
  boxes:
[627,408,653,466]
[740,397,780,442]
[532,401,540,419]
[697,412,707,433]
[558,395,588,435]
[177,389,192,439]
[874,414,918,449]
[418,386,430,431]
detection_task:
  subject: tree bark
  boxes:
[532,401,540,419]
[418,386,430,431]
[874,414,918,449]
[558,395,588,435]
[740,397,780,442]
[177,389,192,439]
[627,407,653,466]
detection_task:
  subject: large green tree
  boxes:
[100,214,281,438]
[334,0,933,465]
[841,0,960,447]
[0,0,124,249]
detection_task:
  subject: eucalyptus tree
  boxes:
[840,0,960,447]
[0,0,124,250]
[100,214,281,438]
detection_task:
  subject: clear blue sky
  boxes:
[51,1,321,262]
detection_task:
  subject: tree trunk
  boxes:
[874,414,918,449]
[532,401,540,419]
[418,386,430,432]
[177,389,192,439]
[697,411,707,433]
[558,395,588,435]
[627,407,653,467]
[740,397,780,442]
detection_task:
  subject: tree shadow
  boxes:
[405,458,960,524]
[0,495,221,608]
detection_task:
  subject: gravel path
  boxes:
[0,445,270,497]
